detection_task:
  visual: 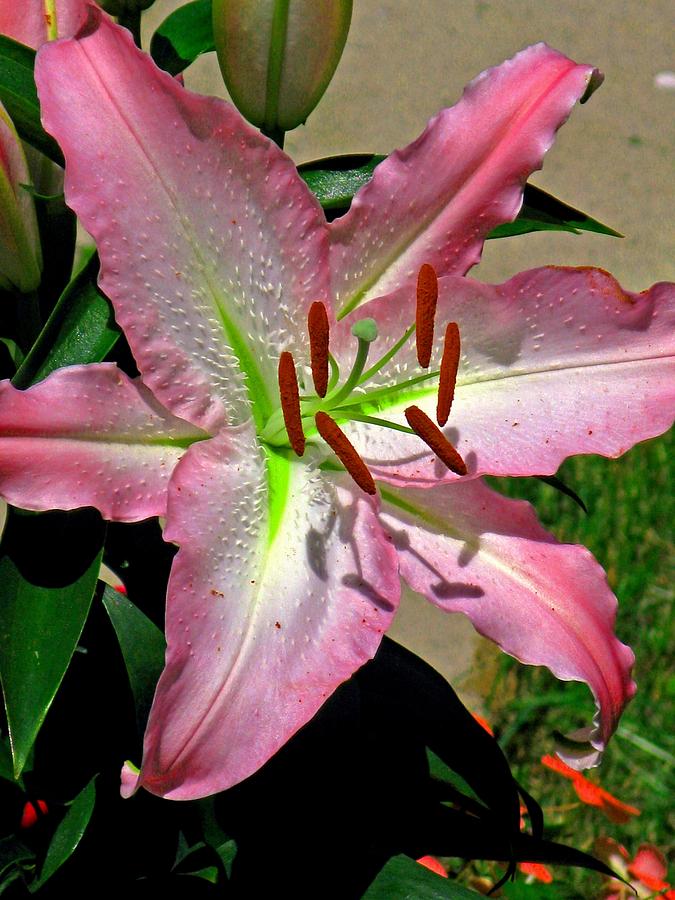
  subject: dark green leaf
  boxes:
[0,836,34,884]
[0,735,20,786]
[536,475,588,514]
[299,155,385,210]
[489,184,621,239]
[364,855,479,898]
[34,193,77,316]
[296,154,620,238]
[0,36,63,166]
[13,251,119,389]
[150,0,215,76]
[30,777,96,891]
[0,508,104,778]
[502,881,579,899]
[101,586,165,734]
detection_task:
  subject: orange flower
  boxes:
[416,856,448,878]
[519,862,554,883]
[595,837,675,899]
[541,755,640,824]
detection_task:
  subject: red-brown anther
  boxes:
[278,351,305,456]
[404,405,467,476]
[314,412,376,495]
[308,301,330,397]
[437,321,460,426]
[415,263,438,368]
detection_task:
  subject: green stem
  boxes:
[118,10,142,48]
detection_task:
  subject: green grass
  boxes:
[479,429,674,896]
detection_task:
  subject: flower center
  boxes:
[260,264,467,493]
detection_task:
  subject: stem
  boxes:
[118,10,142,48]
[260,125,286,149]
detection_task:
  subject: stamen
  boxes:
[308,301,330,398]
[415,263,438,368]
[437,322,460,426]
[278,351,305,456]
[315,411,376,495]
[404,405,467,476]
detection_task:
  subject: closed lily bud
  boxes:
[0,102,42,293]
[213,0,353,132]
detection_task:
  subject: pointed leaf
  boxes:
[0,36,63,165]
[364,854,479,898]
[299,155,385,210]
[299,155,618,238]
[536,475,588,513]
[29,776,96,891]
[13,251,119,389]
[150,0,215,76]
[0,508,104,777]
[489,183,622,239]
[101,585,165,734]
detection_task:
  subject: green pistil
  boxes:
[358,323,415,386]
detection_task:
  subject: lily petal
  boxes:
[0,364,206,521]
[335,267,674,485]
[378,478,635,766]
[126,425,399,799]
[35,7,330,432]
[0,0,88,47]
[331,44,601,314]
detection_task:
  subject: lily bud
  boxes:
[0,102,42,293]
[213,0,352,132]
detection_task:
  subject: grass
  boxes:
[475,428,674,896]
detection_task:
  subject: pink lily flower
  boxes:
[0,0,88,47]
[1,6,673,799]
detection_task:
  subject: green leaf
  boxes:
[296,155,620,238]
[0,508,104,778]
[364,855,479,898]
[13,251,120,389]
[101,586,165,734]
[0,836,34,887]
[536,475,588,514]
[502,881,577,899]
[299,155,385,209]
[150,0,215,76]
[0,36,63,166]
[30,777,96,891]
[488,184,622,239]
[34,192,77,315]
